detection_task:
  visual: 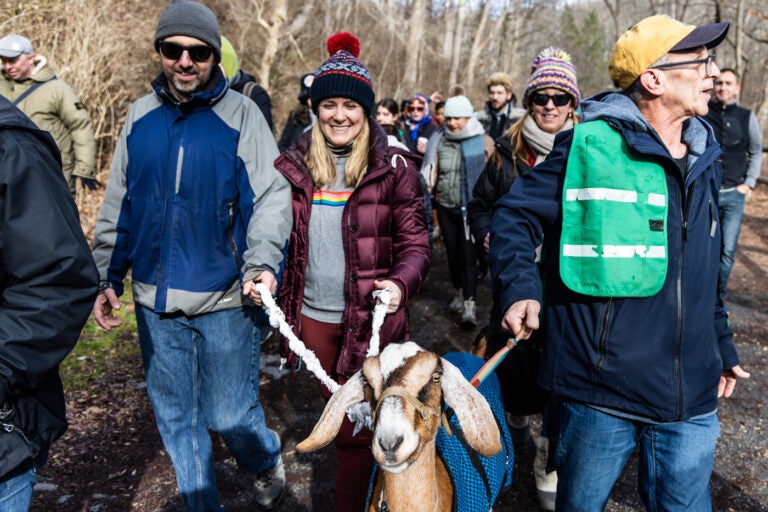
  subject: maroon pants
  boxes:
[300,315,374,512]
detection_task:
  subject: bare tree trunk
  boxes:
[602,0,621,42]
[443,1,456,68]
[465,0,493,88]
[449,0,467,86]
[487,0,514,73]
[735,0,745,75]
[253,0,287,90]
[403,0,427,93]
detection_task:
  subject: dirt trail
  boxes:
[30,187,768,512]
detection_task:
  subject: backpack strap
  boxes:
[242,80,257,99]
[12,77,56,106]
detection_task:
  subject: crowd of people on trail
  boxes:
[0,0,762,510]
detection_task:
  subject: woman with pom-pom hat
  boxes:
[273,31,431,511]
[467,46,581,512]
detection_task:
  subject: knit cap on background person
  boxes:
[310,32,374,114]
[522,47,580,108]
[443,95,474,118]
[154,0,222,62]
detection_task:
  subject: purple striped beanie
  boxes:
[522,47,580,108]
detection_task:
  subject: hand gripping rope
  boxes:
[254,283,391,391]
[255,283,391,434]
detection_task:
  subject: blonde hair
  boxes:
[494,102,579,166]
[305,120,371,189]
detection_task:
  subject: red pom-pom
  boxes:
[327,32,360,58]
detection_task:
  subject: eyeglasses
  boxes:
[158,41,214,63]
[531,92,571,107]
[409,105,425,112]
[651,54,717,77]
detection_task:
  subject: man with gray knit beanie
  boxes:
[92,1,290,509]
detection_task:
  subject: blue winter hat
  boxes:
[310,32,374,114]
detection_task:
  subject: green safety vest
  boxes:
[560,120,668,297]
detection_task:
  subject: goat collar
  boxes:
[373,386,452,437]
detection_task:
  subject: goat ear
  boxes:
[296,372,365,453]
[440,358,502,458]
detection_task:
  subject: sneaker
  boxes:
[533,436,557,511]
[448,289,463,314]
[254,456,285,510]
[460,298,477,329]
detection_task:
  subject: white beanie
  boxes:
[443,95,474,118]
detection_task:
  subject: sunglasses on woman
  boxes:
[158,41,214,63]
[409,105,425,112]
[531,92,571,107]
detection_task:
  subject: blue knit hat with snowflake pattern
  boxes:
[310,32,374,114]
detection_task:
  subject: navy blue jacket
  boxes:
[93,68,291,315]
[489,92,738,422]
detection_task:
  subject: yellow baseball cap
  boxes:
[609,15,730,90]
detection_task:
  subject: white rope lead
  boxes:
[255,283,392,394]
[255,283,340,393]
[367,288,391,358]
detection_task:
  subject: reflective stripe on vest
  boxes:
[560,120,668,297]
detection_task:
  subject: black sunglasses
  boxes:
[531,92,571,107]
[158,41,214,63]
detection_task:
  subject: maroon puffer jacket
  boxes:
[275,119,431,377]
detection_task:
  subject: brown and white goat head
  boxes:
[296,342,502,472]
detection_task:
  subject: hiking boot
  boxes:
[533,435,557,511]
[460,298,477,329]
[254,456,285,510]
[506,413,531,446]
[448,289,463,314]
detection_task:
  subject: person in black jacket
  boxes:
[703,67,763,303]
[0,95,98,510]
[468,46,581,511]
[220,35,274,131]
[277,73,314,152]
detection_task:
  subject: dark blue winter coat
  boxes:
[489,91,739,422]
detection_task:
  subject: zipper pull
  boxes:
[682,221,688,242]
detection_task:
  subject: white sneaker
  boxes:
[448,289,463,313]
[533,435,557,511]
[460,298,477,328]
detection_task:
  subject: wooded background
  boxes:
[2,0,767,234]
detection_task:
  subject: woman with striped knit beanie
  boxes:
[274,32,430,512]
[467,46,581,512]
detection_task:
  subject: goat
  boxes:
[296,341,506,512]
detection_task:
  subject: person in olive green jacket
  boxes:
[0,34,97,195]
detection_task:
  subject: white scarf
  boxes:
[522,114,574,165]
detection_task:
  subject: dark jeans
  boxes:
[436,204,478,299]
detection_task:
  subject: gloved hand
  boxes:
[80,177,100,190]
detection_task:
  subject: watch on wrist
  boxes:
[98,281,113,293]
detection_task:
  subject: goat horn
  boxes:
[296,371,365,452]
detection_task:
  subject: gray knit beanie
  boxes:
[154,0,221,62]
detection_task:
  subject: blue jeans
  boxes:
[718,188,747,302]
[136,305,280,512]
[555,401,719,512]
[0,469,37,511]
